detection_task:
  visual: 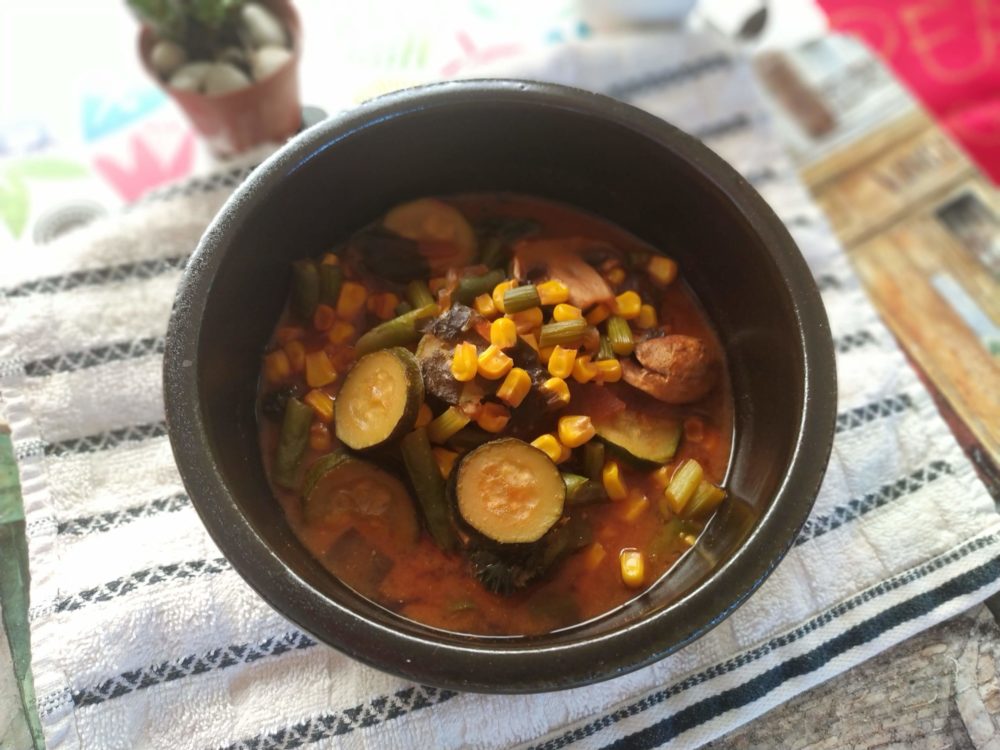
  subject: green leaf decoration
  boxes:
[9,157,88,180]
[0,172,29,239]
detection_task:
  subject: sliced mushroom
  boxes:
[621,335,716,404]
[513,238,615,309]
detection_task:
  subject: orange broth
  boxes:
[258,194,732,636]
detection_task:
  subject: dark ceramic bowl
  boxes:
[164,80,837,693]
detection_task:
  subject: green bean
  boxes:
[538,319,588,349]
[582,441,605,481]
[502,284,540,313]
[562,473,609,506]
[291,260,320,320]
[454,269,506,305]
[354,303,438,355]
[406,279,436,309]
[318,263,342,306]
[607,316,634,356]
[682,480,727,520]
[401,427,458,551]
[661,458,703,517]
[273,397,312,490]
[394,299,413,316]
[596,335,616,361]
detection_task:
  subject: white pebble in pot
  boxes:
[203,63,251,94]
[169,62,212,92]
[150,40,187,77]
[240,3,287,48]
[251,46,292,80]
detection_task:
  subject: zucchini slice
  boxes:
[334,347,424,451]
[383,198,476,274]
[591,407,682,468]
[454,438,565,544]
[302,453,420,547]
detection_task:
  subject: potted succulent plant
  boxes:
[129,0,302,156]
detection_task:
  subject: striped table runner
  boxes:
[2,31,999,750]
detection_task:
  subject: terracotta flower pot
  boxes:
[138,0,302,157]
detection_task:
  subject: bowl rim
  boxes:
[164,78,838,693]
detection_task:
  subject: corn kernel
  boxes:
[507,307,543,334]
[476,402,511,433]
[585,303,611,326]
[283,340,306,373]
[303,388,335,423]
[552,303,582,322]
[275,326,305,346]
[415,402,433,428]
[263,350,291,384]
[614,290,641,319]
[490,317,518,349]
[537,279,570,305]
[309,422,333,452]
[477,344,513,380]
[519,332,540,352]
[531,434,563,463]
[327,320,356,345]
[320,252,340,266]
[492,280,516,313]
[557,441,572,464]
[432,447,459,479]
[637,304,657,329]
[541,377,570,408]
[474,293,498,319]
[571,355,597,384]
[496,367,531,408]
[336,282,368,318]
[594,359,622,383]
[312,303,336,332]
[305,350,337,388]
[367,292,399,320]
[547,345,577,378]
[451,342,479,382]
[558,415,596,448]
[602,461,628,501]
[620,490,650,522]
[647,256,678,286]
[607,267,626,285]
[619,548,645,588]
[582,542,607,571]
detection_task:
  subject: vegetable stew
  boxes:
[257,195,732,636]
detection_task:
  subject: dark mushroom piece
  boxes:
[621,335,716,404]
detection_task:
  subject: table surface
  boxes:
[2,4,998,749]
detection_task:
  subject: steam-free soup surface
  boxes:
[258,194,732,636]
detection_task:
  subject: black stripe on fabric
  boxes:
[24,336,165,377]
[815,274,843,291]
[835,393,913,433]
[52,557,228,613]
[57,492,189,536]
[796,461,952,546]
[1,254,188,299]
[134,165,255,206]
[72,630,315,708]
[528,534,998,750]
[607,55,733,100]
[745,167,781,186]
[693,113,752,141]
[599,553,1000,750]
[834,329,877,354]
[44,420,167,457]
[222,686,459,750]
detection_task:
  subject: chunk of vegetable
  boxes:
[661,458,704,516]
[354,303,438,356]
[401,427,458,551]
[334,348,424,450]
[619,548,645,588]
[291,260,320,320]
[562,473,609,506]
[591,402,682,468]
[455,269,507,306]
[273,397,312,489]
[606,316,634,356]
[383,198,477,273]
[455,438,566,544]
[406,280,436,309]
[538,319,588,349]
[503,285,541,313]
[682,478,727,520]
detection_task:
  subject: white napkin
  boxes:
[3,31,999,750]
